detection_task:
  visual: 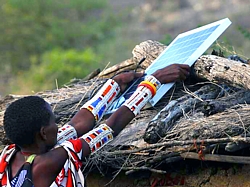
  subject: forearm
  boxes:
[70,79,121,136]
[57,79,120,144]
[63,75,160,156]
[107,74,161,136]
[106,106,135,136]
[69,108,95,137]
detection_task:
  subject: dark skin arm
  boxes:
[71,64,190,137]
[106,64,190,135]
[33,64,190,187]
[69,71,144,137]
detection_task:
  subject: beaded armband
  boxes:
[145,75,162,90]
[57,124,78,145]
[81,124,114,153]
[81,79,120,122]
[123,75,161,116]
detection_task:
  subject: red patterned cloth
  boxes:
[0,139,85,187]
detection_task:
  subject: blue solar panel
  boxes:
[146,25,219,75]
[105,18,231,115]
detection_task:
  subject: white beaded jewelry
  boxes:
[123,85,153,116]
[81,124,114,153]
[57,124,78,145]
[145,75,162,90]
[81,79,120,122]
[123,75,161,116]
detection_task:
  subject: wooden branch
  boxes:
[199,89,250,116]
[98,58,136,78]
[144,84,222,144]
[124,167,167,175]
[148,152,180,164]
[83,68,100,81]
[194,55,250,90]
[98,40,166,78]
[105,137,250,155]
[180,152,250,165]
[164,156,183,164]
[132,40,166,69]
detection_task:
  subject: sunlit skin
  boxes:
[8,64,190,187]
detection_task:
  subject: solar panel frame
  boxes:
[105,18,232,114]
[147,18,231,106]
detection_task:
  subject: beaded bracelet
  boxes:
[57,124,78,145]
[138,81,157,96]
[81,79,120,121]
[81,124,114,153]
[123,75,161,116]
[123,84,153,116]
[145,75,162,90]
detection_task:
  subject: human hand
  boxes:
[152,64,190,84]
[113,71,144,92]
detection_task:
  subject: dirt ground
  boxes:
[85,160,250,187]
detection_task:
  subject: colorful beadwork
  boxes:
[123,75,161,116]
[81,124,114,154]
[123,84,153,116]
[81,79,120,121]
[57,124,77,145]
[145,75,161,90]
[138,81,157,96]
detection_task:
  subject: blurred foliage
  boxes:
[11,48,101,93]
[209,26,250,60]
[238,26,250,41]
[1,0,249,96]
[0,0,120,95]
[161,34,173,46]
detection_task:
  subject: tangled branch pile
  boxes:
[1,40,250,176]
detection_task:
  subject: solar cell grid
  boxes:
[105,18,231,115]
[146,25,220,75]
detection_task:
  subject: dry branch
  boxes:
[144,84,222,144]
[104,137,250,156]
[181,152,250,165]
[1,40,250,175]
[194,55,250,90]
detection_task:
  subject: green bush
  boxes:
[238,26,250,41]
[0,0,120,95]
[11,48,101,93]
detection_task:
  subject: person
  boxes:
[0,64,190,187]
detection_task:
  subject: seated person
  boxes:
[0,64,190,187]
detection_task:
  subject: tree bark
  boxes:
[198,89,250,116]
[194,55,250,90]
[1,40,250,151]
[143,84,222,144]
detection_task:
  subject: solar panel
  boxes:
[105,18,232,115]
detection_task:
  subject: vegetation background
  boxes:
[0,0,249,97]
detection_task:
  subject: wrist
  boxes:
[122,75,161,116]
[81,123,114,154]
[152,71,163,84]
[145,74,162,89]
[80,79,120,122]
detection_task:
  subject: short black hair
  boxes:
[3,96,51,147]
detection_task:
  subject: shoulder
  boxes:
[31,147,69,186]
